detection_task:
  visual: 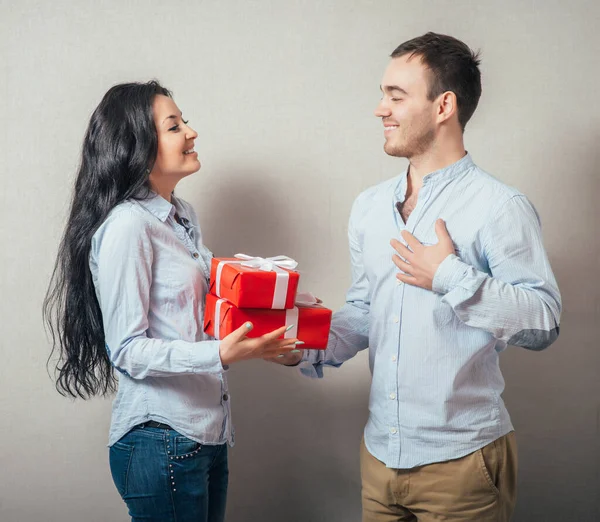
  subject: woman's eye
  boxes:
[169,119,189,131]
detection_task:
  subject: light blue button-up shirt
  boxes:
[89,192,234,447]
[301,153,561,468]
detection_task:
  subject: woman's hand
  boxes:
[263,296,322,366]
[264,350,304,366]
[218,322,300,366]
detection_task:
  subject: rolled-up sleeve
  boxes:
[432,195,561,350]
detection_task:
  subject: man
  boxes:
[271,32,561,521]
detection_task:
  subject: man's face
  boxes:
[375,55,438,159]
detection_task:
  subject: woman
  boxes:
[44,81,300,522]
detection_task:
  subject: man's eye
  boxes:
[391,98,402,102]
[169,125,180,132]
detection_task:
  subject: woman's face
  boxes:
[150,95,200,182]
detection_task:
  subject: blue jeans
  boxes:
[109,424,228,522]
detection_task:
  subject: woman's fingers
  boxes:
[229,321,253,342]
[261,324,292,341]
[262,339,299,356]
[227,323,304,361]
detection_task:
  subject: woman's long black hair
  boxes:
[44,81,171,398]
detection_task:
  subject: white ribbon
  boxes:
[284,292,321,338]
[214,254,298,309]
[213,292,318,341]
[284,307,299,339]
[213,298,227,340]
[294,291,319,306]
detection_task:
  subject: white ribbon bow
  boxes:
[233,253,298,271]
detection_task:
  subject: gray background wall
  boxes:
[1,1,598,521]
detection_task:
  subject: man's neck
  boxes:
[407,141,467,190]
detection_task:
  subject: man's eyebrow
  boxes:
[380,85,408,95]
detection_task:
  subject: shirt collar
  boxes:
[135,190,175,222]
[394,152,474,200]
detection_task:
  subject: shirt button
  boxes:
[397,279,403,286]
[223,394,229,401]
[390,427,398,434]
[390,393,396,400]
[393,316,399,323]
[192,252,199,259]
[391,355,397,362]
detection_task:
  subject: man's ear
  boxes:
[437,91,457,124]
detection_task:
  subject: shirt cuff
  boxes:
[299,361,323,378]
[190,340,226,374]
[296,349,325,378]
[432,254,470,294]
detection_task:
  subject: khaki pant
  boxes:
[360,432,518,522]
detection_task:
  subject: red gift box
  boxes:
[204,292,331,349]
[209,255,300,309]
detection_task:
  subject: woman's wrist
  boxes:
[218,341,233,366]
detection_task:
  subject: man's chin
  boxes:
[383,141,407,158]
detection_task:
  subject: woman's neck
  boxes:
[148,174,177,203]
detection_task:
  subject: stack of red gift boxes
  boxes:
[203,254,332,349]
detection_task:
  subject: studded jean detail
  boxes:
[109,425,228,522]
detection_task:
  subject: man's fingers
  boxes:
[435,219,456,254]
[435,219,451,242]
[391,239,413,259]
[392,254,413,275]
[400,230,422,251]
[396,272,419,285]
